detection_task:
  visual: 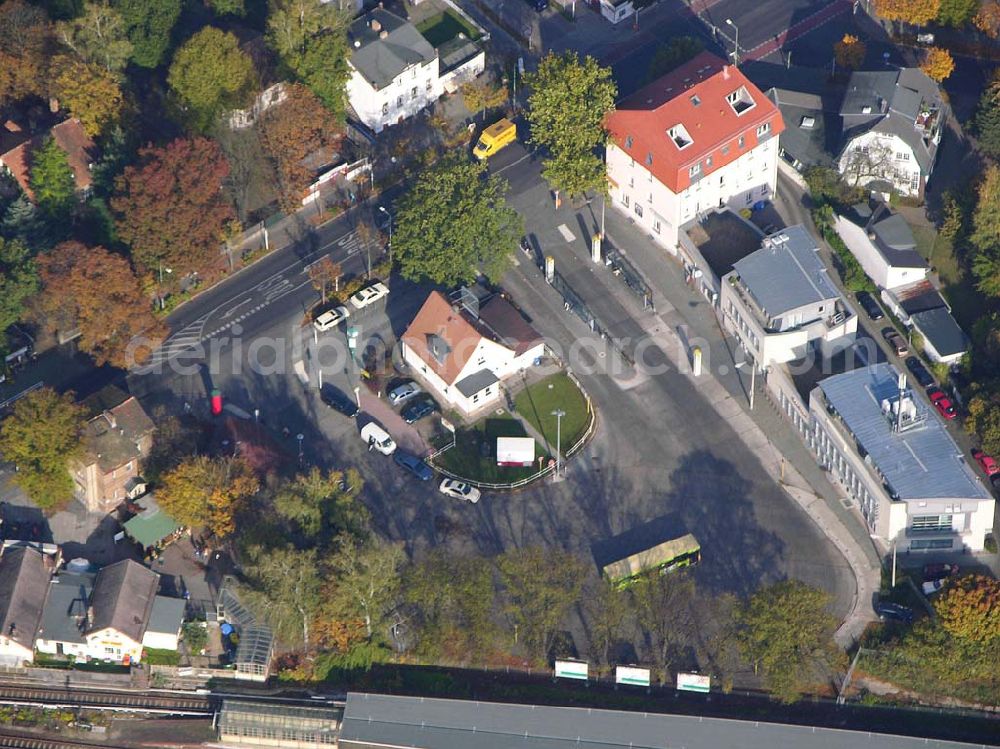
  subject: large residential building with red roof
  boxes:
[401,290,544,415]
[605,53,784,251]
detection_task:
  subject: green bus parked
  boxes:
[602,533,701,589]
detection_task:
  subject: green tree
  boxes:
[934,575,1000,642]
[974,89,1000,160]
[937,0,979,25]
[394,158,522,285]
[633,572,697,681]
[0,237,39,341]
[646,36,704,83]
[329,537,405,641]
[56,1,133,74]
[273,467,367,540]
[404,550,497,658]
[586,580,632,668]
[461,79,507,121]
[0,388,84,512]
[207,0,246,16]
[168,27,256,131]
[30,136,76,219]
[242,543,323,649]
[736,580,841,703]
[496,547,588,661]
[266,0,350,120]
[526,51,617,199]
[2,195,47,247]
[970,165,1000,295]
[113,0,181,68]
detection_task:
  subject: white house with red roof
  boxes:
[605,53,784,252]
[401,291,544,415]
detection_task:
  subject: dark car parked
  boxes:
[875,600,914,624]
[320,384,359,418]
[394,450,434,481]
[401,395,439,424]
[905,356,935,388]
[856,291,884,321]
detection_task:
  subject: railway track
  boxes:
[0,731,136,749]
[0,686,212,715]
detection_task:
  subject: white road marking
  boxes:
[493,152,531,174]
[221,298,252,319]
[557,224,576,242]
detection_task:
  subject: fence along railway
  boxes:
[0,686,212,715]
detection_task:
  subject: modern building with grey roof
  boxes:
[837,68,945,197]
[35,571,94,660]
[345,7,484,134]
[0,547,52,666]
[833,201,928,291]
[338,692,990,749]
[810,363,994,552]
[910,306,968,365]
[720,225,858,367]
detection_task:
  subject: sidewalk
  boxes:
[579,200,882,645]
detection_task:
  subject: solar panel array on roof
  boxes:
[817,363,989,502]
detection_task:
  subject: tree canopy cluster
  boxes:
[0,0,350,362]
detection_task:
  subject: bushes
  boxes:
[811,205,875,293]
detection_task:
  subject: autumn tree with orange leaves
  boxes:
[0,0,52,108]
[112,137,235,279]
[258,83,343,212]
[921,47,956,82]
[976,0,1000,37]
[834,34,866,70]
[874,0,940,25]
[158,455,260,538]
[934,575,1000,643]
[36,241,166,368]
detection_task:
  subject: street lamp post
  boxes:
[551,409,566,474]
[378,206,393,266]
[157,262,173,310]
[726,18,740,66]
[736,360,756,410]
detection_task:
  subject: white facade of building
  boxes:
[608,138,778,253]
[809,364,994,553]
[838,130,922,197]
[833,213,927,290]
[600,0,635,23]
[347,56,441,135]
[0,636,32,667]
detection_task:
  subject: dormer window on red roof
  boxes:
[668,124,693,150]
[726,86,756,115]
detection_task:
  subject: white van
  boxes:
[360,422,396,455]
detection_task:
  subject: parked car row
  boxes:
[313,282,390,332]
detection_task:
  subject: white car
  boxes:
[388,381,422,406]
[313,306,350,332]
[922,578,948,596]
[349,282,390,310]
[360,422,396,455]
[439,478,481,503]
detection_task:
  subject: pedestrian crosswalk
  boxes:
[133,318,207,373]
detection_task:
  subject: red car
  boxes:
[929,389,957,420]
[972,448,1000,479]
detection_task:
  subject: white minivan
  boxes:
[360,422,396,455]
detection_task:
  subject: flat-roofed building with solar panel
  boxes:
[810,362,994,552]
[218,699,341,748]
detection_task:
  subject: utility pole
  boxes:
[726,18,740,66]
[551,409,566,474]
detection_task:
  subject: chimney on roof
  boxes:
[723,65,731,79]
[103,411,117,430]
[379,30,388,39]
[370,18,382,32]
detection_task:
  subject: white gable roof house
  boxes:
[345,7,484,135]
[837,68,944,198]
[834,201,927,291]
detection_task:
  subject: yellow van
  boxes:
[473,118,517,160]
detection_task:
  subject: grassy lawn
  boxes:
[434,412,541,483]
[908,222,983,331]
[514,373,591,451]
[416,10,480,47]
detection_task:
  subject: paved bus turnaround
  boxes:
[602,534,701,588]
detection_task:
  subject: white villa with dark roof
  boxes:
[401,291,544,415]
[838,68,944,198]
[346,8,484,134]
[810,363,994,552]
[720,225,858,368]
